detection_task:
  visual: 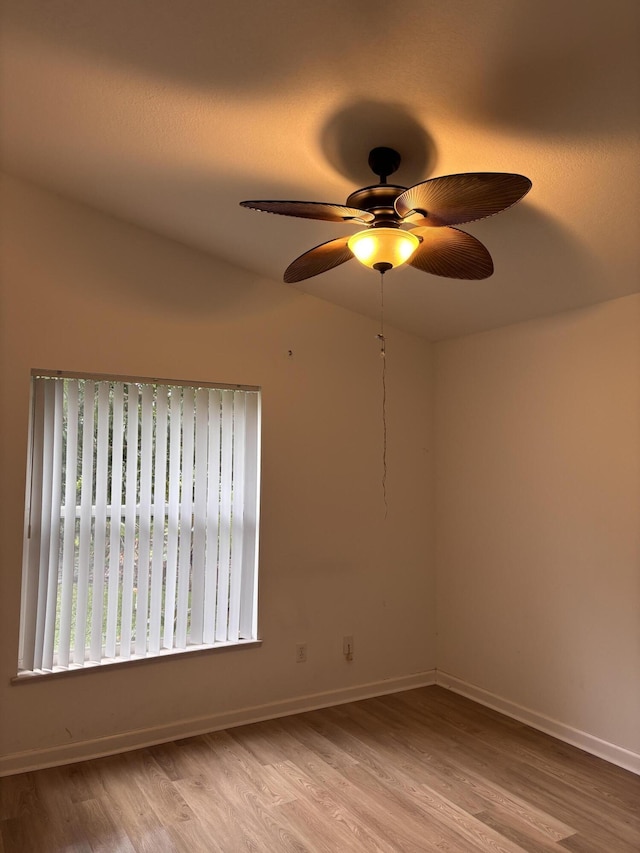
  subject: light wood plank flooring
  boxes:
[1,686,638,852]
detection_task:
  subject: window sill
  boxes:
[11,638,262,684]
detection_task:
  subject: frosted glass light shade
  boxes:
[347,227,420,270]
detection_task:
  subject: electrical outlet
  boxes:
[296,643,307,663]
[343,635,354,661]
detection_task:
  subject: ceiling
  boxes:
[2,0,639,340]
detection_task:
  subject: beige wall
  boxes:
[2,173,637,771]
[0,176,435,765]
[435,294,640,755]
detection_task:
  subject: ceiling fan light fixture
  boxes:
[348,227,420,271]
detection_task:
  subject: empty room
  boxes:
[1,1,638,851]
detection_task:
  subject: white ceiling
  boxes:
[2,0,639,340]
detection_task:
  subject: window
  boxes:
[18,372,261,675]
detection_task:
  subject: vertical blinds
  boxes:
[19,374,261,673]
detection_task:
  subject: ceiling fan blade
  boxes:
[408,226,494,279]
[284,236,354,283]
[240,200,374,223]
[395,173,532,226]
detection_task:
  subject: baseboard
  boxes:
[0,670,436,777]
[436,671,640,776]
[5,669,637,778]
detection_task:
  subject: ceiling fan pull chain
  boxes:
[378,270,388,518]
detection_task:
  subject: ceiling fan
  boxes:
[240,147,531,283]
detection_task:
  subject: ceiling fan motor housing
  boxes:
[345,184,406,225]
[346,147,408,226]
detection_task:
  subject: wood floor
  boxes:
[1,686,638,852]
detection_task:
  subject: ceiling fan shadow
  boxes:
[389,204,614,340]
[5,0,393,95]
[319,101,438,187]
[458,0,639,137]
[466,204,605,302]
